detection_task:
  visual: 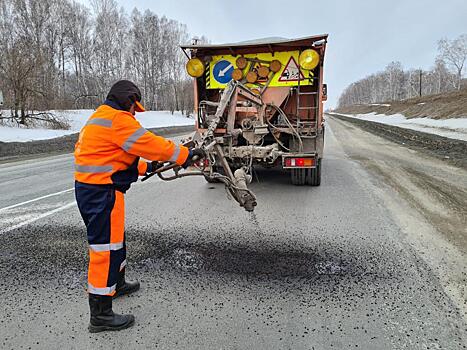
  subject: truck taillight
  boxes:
[284,157,315,168]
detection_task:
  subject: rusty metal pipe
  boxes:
[233,168,257,212]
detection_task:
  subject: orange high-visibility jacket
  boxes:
[74,104,189,191]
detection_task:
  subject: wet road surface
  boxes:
[0,122,466,349]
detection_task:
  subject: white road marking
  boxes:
[0,201,76,235]
[0,188,74,212]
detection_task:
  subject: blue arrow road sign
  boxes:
[213,60,234,84]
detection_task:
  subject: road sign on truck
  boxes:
[207,51,314,89]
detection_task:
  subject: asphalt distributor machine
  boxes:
[143,36,328,211]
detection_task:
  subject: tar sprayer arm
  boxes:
[196,81,257,211]
[141,82,257,212]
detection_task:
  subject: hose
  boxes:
[267,103,303,152]
[266,119,291,151]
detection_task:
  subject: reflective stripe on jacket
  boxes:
[74,104,189,191]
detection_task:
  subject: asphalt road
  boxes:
[0,120,466,349]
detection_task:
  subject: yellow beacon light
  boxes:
[186,58,205,78]
[298,49,320,70]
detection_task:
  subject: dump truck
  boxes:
[180,35,328,187]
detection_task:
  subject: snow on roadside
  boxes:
[328,112,467,142]
[0,110,194,142]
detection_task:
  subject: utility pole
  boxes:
[0,90,3,117]
[419,69,423,97]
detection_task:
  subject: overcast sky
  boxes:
[82,0,466,107]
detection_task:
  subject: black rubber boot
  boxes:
[114,269,140,298]
[88,294,135,333]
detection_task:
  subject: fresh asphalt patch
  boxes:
[1,215,465,349]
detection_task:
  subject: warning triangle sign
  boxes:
[278,57,305,82]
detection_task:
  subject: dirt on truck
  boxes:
[181,35,328,188]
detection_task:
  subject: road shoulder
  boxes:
[328,112,467,169]
[327,115,467,320]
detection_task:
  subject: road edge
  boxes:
[0,125,195,163]
[326,113,467,169]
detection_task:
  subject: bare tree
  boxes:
[0,0,199,123]
[66,1,97,108]
[438,34,467,90]
[126,9,192,113]
[337,37,463,108]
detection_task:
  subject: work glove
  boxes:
[182,148,206,168]
[146,161,164,174]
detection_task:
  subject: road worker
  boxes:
[74,80,204,333]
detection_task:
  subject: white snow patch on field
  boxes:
[329,112,467,141]
[0,110,194,142]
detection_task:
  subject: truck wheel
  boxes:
[306,159,321,186]
[291,169,306,185]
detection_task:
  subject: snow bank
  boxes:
[0,110,194,142]
[329,112,467,142]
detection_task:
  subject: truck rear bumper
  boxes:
[216,142,320,169]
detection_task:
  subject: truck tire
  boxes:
[306,159,321,186]
[291,169,306,185]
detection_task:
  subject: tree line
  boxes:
[0,0,201,127]
[337,34,467,108]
